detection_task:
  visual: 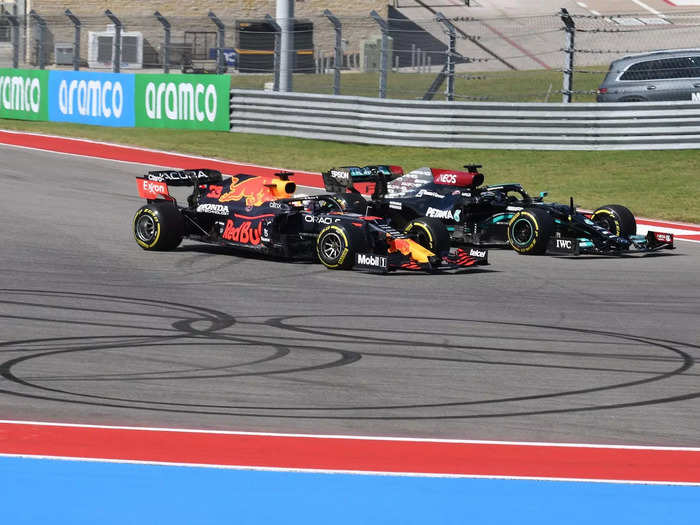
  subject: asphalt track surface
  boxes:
[0,144,699,447]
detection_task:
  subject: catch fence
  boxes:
[1,5,700,102]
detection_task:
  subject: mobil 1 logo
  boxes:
[355,253,388,273]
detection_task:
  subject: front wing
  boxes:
[353,247,489,273]
[546,231,675,256]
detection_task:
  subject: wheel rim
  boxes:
[320,232,343,261]
[136,214,157,243]
[594,215,617,234]
[511,218,534,246]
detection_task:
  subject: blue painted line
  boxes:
[1,457,698,524]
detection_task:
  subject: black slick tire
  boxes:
[507,207,554,255]
[591,205,636,237]
[404,217,450,254]
[133,202,184,251]
[316,223,367,270]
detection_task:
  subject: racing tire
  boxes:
[404,217,450,254]
[330,193,368,214]
[507,208,554,255]
[591,205,636,238]
[133,202,184,251]
[316,223,368,270]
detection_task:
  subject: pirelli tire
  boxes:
[133,202,185,251]
[316,223,368,270]
[591,204,636,238]
[330,193,367,214]
[404,217,450,254]
[507,208,554,255]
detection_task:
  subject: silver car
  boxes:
[597,49,700,102]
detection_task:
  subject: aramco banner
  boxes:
[135,74,230,131]
[0,69,49,121]
[0,70,230,131]
[48,70,135,127]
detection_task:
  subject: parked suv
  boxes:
[597,49,700,102]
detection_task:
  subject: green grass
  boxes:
[1,118,698,223]
[230,67,604,102]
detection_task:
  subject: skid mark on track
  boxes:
[0,290,697,421]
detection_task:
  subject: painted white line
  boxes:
[1,452,698,485]
[0,129,319,175]
[2,419,699,451]
[631,0,665,16]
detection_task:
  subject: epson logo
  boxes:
[426,207,461,221]
[469,249,486,258]
[58,79,123,118]
[145,82,218,122]
[330,170,349,182]
[196,204,229,215]
[556,239,573,249]
[0,75,41,113]
[356,253,387,267]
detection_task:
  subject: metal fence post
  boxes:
[65,9,81,71]
[154,11,170,74]
[29,10,47,69]
[208,11,226,75]
[265,14,281,91]
[323,9,342,96]
[105,10,122,73]
[276,0,294,92]
[370,10,388,99]
[3,10,19,69]
[436,12,456,101]
[560,8,575,104]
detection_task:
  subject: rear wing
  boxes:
[322,165,403,199]
[136,169,223,201]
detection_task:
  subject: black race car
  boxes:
[132,168,488,273]
[322,164,675,256]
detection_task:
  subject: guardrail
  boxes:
[230,90,700,150]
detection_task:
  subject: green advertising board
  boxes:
[0,69,49,121]
[135,74,230,131]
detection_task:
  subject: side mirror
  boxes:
[539,191,548,198]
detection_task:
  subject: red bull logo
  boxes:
[219,176,269,207]
[222,219,262,245]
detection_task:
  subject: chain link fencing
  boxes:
[1,6,700,102]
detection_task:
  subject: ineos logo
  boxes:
[437,173,457,184]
